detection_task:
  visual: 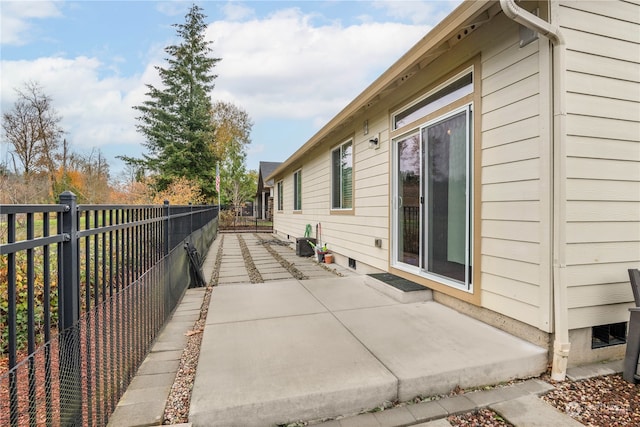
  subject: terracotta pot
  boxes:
[324,253,333,264]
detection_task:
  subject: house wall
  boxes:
[273,7,556,334]
[272,1,640,356]
[559,0,640,330]
[273,111,391,273]
[478,10,553,333]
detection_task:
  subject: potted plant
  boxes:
[309,241,329,263]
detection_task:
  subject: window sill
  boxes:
[330,209,354,216]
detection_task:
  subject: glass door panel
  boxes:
[396,133,421,267]
[422,110,468,284]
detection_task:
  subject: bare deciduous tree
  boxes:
[2,81,64,176]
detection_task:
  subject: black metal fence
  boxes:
[0,191,218,426]
[219,211,273,233]
[402,206,420,255]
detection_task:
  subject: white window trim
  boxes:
[276,180,283,211]
[392,104,474,292]
[391,66,474,131]
[331,139,354,211]
[293,169,302,211]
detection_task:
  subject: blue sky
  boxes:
[1,0,463,181]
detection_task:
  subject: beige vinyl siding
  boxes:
[272,113,390,271]
[331,115,389,269]
[560,1,640,329]
[272,1,639,335]
[478,12,552,330]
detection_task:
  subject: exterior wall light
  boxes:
[369,136,379,150]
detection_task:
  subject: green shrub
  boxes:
[0,249,59,357]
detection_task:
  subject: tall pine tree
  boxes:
[130,4,220,200]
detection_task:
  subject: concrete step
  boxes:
[364,273,433,303]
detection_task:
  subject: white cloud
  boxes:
[1,56,150,153]
[0,1,63,45]
[155,1,191,18]
[372,0,463,25]
[222,2,255,21]
[1,1,462,175]
[207,7,428,127]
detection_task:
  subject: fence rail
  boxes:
[0,192,218,426]
[218,212,273,233]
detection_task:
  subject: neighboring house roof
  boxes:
[256,161,282,195]
[267,0,496,181]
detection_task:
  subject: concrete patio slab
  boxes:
[253,259,280,266]
[334,302,548,401]
[255,265,288,271]
[491,395,584,426]
[373,405,417,426]
[108,396,167,427]
[115,232,559,427]
[136,358,181,375]
[190,312,398,427]
[206,280,326,324]
[144,349,183,362]
[221,259,243,265]
[302,277,400,311]
[219,261,245,267]
[406,400,448,420]
[219,266,247,273]
[217,274,251,284]
[566,359,623,381]
[262,271,291,282]
[415,419,453,427]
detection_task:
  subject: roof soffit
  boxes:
[268,0,497,181]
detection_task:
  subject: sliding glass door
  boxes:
[395,133,421,267]
[423,108,470,285]
[393,105,472,290]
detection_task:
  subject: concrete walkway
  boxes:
[188,234,553,426]
[109,232,618,427]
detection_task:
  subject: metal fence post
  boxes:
[189,202,193,236]
[163,200,171,316]
[58,191,82,426]
[163,200,170,257]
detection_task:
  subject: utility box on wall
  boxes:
[296,238,316,257]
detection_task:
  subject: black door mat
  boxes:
[367,273,426,292]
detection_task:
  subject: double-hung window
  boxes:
[293,170,302,211]
[331,140,353,210]
[276,181,283,211]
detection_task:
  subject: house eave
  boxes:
[267,0,496,181]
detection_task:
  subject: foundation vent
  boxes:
[592,322,627,349]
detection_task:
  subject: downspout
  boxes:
[499,0,569,381]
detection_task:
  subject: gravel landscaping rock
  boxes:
[446,372,639,427]
[162,285,212,425]
[448,408,513,426]
[541,373,639,427]
[237,234,264,283]
[257,235,308,280]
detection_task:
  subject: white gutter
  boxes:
[499,0,569,381]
